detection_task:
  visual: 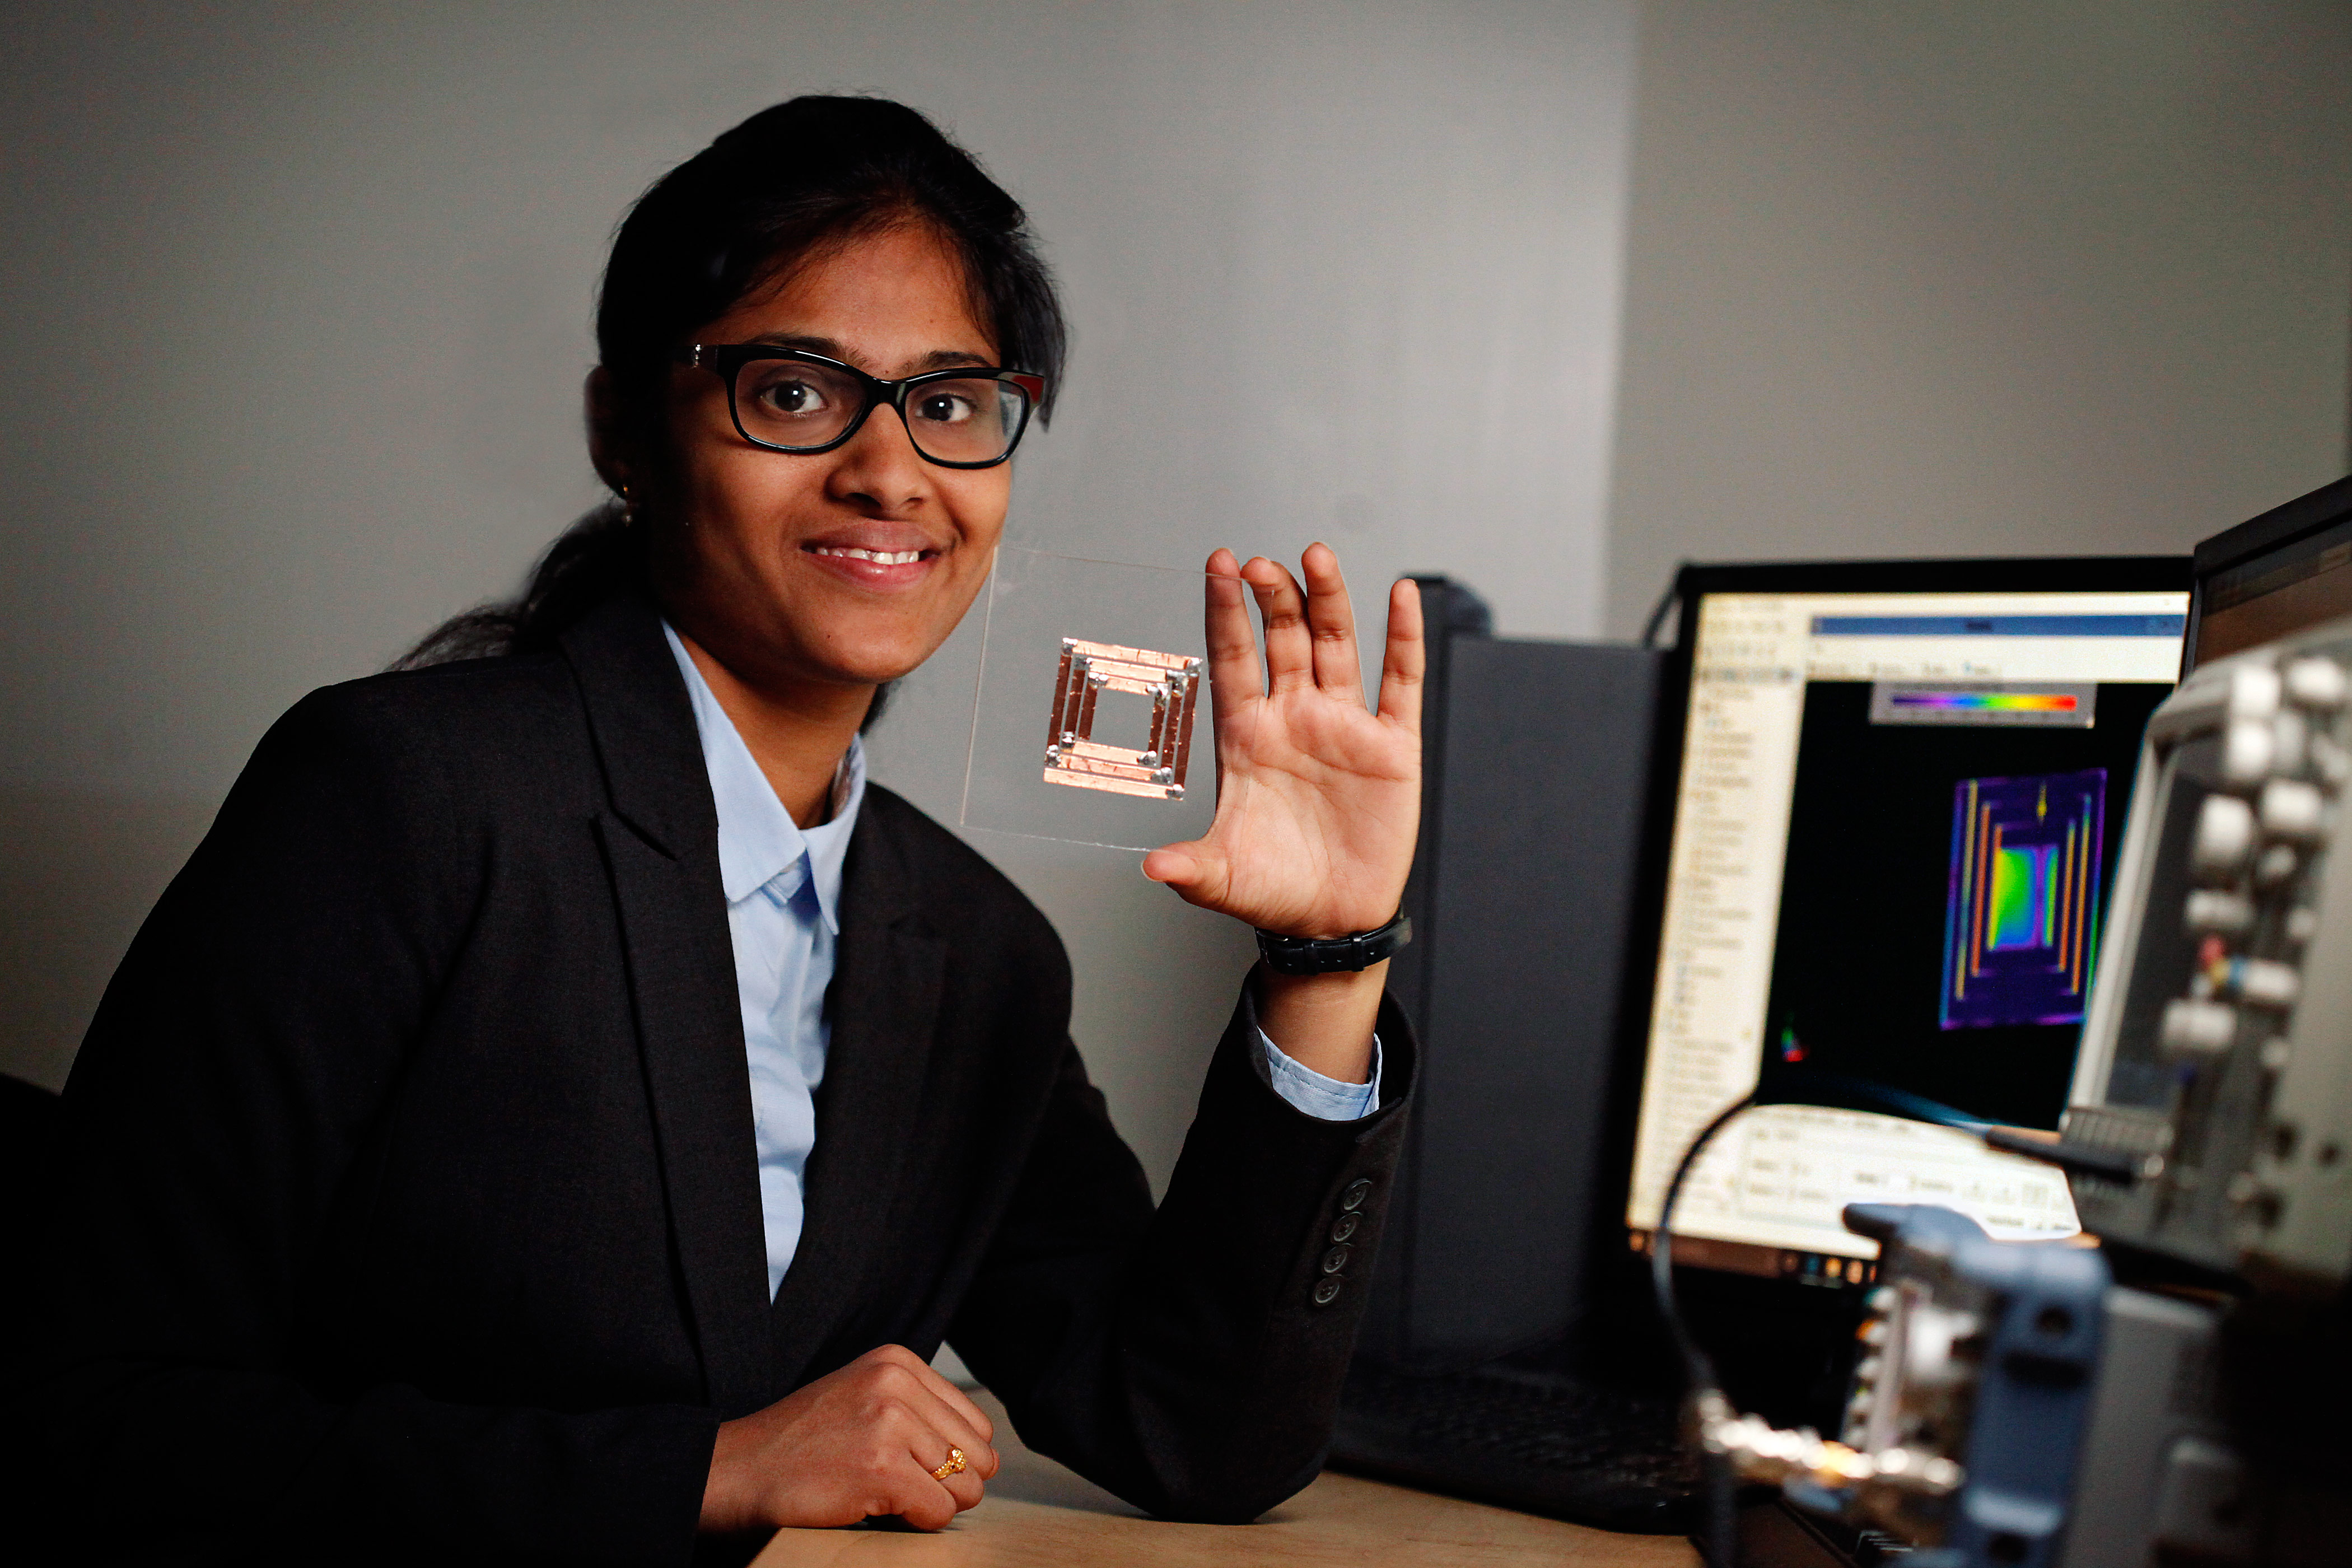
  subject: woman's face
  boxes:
[642,222,1014,696]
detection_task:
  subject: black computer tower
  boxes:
[1358,579,1665,1368]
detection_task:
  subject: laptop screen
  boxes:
[1623,581,2188,1282]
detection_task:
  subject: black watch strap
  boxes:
[1254,911,1413,976]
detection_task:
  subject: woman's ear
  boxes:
[585,366,632,497]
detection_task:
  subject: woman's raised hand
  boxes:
[1143,544,1424,950]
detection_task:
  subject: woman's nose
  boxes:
[824,404,932,512]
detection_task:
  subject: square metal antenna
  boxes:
[1042,638,1202,800]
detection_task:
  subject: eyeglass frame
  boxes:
[676,343,1047,470]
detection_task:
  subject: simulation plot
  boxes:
[1940,769,2107,1029]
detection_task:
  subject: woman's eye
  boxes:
[915,391,978,426]
[755,378,830,416]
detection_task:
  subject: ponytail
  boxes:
[390,502,643,670]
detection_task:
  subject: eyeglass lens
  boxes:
[733,358,1026,463]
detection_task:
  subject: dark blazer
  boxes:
[13,591,1416,1566]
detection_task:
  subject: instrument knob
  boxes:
[2258,778,2327,844]
[2160,998,2238,1057]
[2227,662,2283,725]
[2234,959,2300,1011]
[2184,889,2254,935]
[2285,655,2349,711]
[2222,719,2277,787]
[2191,794,2257,883]
[2255,844,2300,888]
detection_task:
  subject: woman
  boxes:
[22,96,1422,1562]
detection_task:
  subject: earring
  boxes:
[617,481,638,525]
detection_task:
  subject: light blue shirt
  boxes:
[662,624,1380,1301]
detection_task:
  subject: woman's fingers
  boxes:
[903,1380,1000,1483]
[1221,545,1368,702]
[890,1346,996,1454]
[881,1402,991,1528]
[1376,576,1426,733]
[852,1346,1000,1528]
[866,1349,997,1485]
[1142,836,1229,909]
[909,1431,987,1522]
[1202,549,1261,726]
[892,1471,963,1532]
[1298,542,1363,702]
[703,1343,1012,1534]
[1244,556,1315,695]
[1140,842,1196,888]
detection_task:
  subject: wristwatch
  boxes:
[1254,911,1413,976]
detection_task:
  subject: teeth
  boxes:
[814,546,926,566]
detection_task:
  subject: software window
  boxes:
[1626,591,2188,1266]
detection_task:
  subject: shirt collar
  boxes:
[662,621,866,935]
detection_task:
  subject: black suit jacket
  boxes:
[13,592,1416,1565]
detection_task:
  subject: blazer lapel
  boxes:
[768,801,947,1392]
[564,595,772,1416]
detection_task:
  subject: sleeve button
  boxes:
[1329,1212,1360,1243]
[1321,1244,1352,1275]
[1340,1178,1375,1211]
[1312,1277,1343,1306]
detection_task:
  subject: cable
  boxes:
[1649,1092,1754,1567]
[1640,579,1682,648]
[1649,1094,1752,1394]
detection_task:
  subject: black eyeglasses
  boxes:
[679,344,1046,469]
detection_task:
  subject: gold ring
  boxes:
[931,1446,967,1482]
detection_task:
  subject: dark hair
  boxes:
[396,95,1066,681]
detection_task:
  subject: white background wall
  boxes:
[2,3,2347,1202]
[0,1,1636,1191]
[1605,2,2352,635]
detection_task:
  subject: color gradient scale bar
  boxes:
[1869,682,2098,729]
[1892,690,2079,712]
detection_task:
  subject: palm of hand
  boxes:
[1144,547,1424,938]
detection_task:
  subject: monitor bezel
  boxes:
[1591,554,2195,1294]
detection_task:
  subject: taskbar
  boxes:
[1627,1229,1880,1289]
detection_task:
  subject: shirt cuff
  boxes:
[1257,1029,1383,1122]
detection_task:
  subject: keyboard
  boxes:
[1328,1359,1703,1534]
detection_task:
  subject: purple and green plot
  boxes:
[1940,769,2106,1029]
[1988,842,2059,949]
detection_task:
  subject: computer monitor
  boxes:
[1620,559,2191,1284]
[2188,474,2352,669]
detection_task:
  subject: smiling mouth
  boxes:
[806,544,936,566]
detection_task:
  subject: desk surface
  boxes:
[752,1390,1700,1568]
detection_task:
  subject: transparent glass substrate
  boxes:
[960,547,1254,852]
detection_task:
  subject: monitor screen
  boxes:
[2194,486,2352,668]
[1623,585,2189,1281]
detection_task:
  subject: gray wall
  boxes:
[1604,1,2352,636]
[4,3,2349,1198]
[0,1,1636,1193]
